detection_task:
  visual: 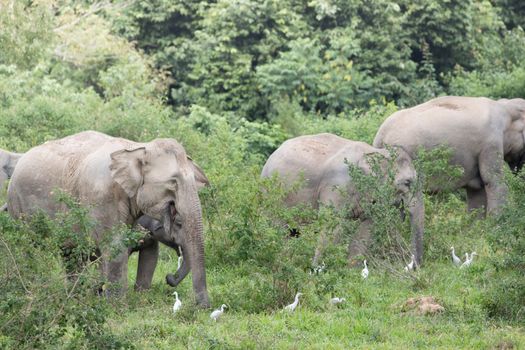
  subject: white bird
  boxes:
[404,254,416,272]
[361,260,369,279]
[315,261,326,274]
[284,292,303,312]
[330,297,345,305]
[210,304,227,321]
[460,252,477,269]
[177,256,183,270]
[172,291,182,314]
[451,246,462,266]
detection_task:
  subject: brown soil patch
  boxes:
[401,296,445,316]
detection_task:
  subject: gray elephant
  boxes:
[373,96,525,215]
[0,148,22,190]
[261,133,424,265]
[133,214,199,290]
[7,131,210,307]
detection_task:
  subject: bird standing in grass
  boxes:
[460,252,477,269]
[451,246,462,266]
[330,297,345,305]
[172,291,182,314]
[284,292,303,312]
[361,260,369,279]
[404,254,416,272]
[210,304,227,321]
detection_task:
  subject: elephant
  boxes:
[133,214,201,291]
[0,148,22,190]
[373,96,525,215]
[7,130,210,307]
[260,133,425,265]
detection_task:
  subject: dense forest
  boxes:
[0,1,524,348]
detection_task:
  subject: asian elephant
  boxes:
[7,131,210,307]
[0,148,22,190]
[260,133,424,265]
[373,96,525,215]
[133,214,203,291]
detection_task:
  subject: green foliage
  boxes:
[0,1,54,68]
[414,146,465,193]
[483,169,525,323]
[0,204,131,349]
[344,150,413,261]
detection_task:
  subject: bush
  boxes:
[0,199,132,349]
[483,169,525,323]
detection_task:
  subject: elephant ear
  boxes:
[110,147,146,198]
[187,156,209,190]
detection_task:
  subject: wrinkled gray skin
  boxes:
[0,148,22,190]
[261,133,425,265]
[7,131,210,307]
[133,215,191,290]
[374,96,525,216]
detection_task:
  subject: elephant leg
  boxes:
[135,240,159,291]
[104,250,129,296]
[312,231,329,267]
[479,147,507,214]
[347,219,372,267]
[466,187,487,217]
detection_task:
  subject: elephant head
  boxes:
[391,148,424,265]
[500,98,525,171]
[0,148,23,190]
[366,147,424,265]
[110,140,210,307]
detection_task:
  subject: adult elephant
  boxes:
[373,96,525,215]
[7,131,210,307]
[133,213,205,290]
[261,133,424,265]
[0,148,22,189]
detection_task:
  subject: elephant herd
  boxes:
[1,95,525,307]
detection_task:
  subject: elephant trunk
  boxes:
[186,193,210,308]
[407,189,424,266]
[168,184,209,308]
[166,247,190,287]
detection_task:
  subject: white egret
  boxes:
[460,252,477,269]
[315,261,326,274]
[284,292,303,312]
[330,297,345,305]
[404,254,416,272]
[172,291,182,314]
[210,304,227,321]
[361,260,369,279]
[451,246,461,266]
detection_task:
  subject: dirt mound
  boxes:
[401,296,445,315]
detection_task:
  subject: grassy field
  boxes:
[109,229,524,349]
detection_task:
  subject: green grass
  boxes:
[109,245,524,349]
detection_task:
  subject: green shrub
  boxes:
[0,200,132,349]
[483,169,525,323]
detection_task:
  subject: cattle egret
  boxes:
[210,304,227,321]
[404,254,416,272]
[330,297,345,305]
[172,291,182,314]
[315,261,326,274]
[361,260,369,279]
[460,252,477,269]
[451,246,461,266]
[284,292,303,312]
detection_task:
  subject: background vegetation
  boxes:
[0,0,524,348]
